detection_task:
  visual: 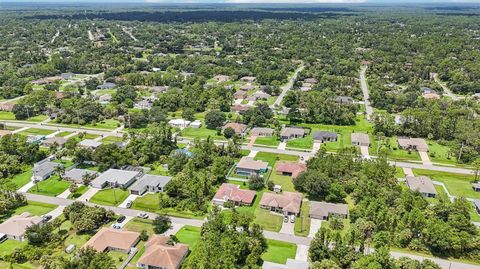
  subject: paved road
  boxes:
[360,65,373,121]
[272,64,305,108]
[433,74,462,101]
[2,120,121,137]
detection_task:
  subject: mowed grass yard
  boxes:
[0,111,15,120]
[261,239,297,264]
[286,136,313,150]
[254,136,280,147]
[67,185,89,199]
[254,152,298,167]
[12,169,33,189]
[28,176,71,197]
[132,193,205,219]
[413,169,478,199]
[269,162,296,192]
[90,188,129,206]
[0,239,26,258]
[176,225,202,248]
[0,201,58,222]
[180,126,224,140]
[294,201,311,237]
[19,128,55,136]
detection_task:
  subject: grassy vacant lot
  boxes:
[286,136,313,150]
[132,193,205,219]
[56,131,72,137]
[261,239,297,264]
[28,176,71,197]
[19,128,55,136]
[176,225,202,248]
[428,141,457,165]
[124,217,155,235]
[254,136,280,147]
[12,169,32,189]
[254,152,298,167]
[0,239,26,257]
[90,188,129,206]
[294,201,311,237]
[413,169,478,199]
[180,126,224,140]
[26,115,48,122]
[0,111,15,120]
[67,185,89,199]
[102,136,123,144]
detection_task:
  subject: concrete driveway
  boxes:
[295,244,309,261]
[76,187,100,202]
[360,146,369,157]
[164,223,185,236]
[419,151,432,166]
[18,181,35,193]
[57,188,71,199]
[119,194,139,208]
[279,219,295,235]
[402,167,414,177]
[46,205,65,221]
[309,219,322,238]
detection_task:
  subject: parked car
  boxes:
[137,212,148,219]
[42,215,52,221]
[125,200,133,208]
[290,215,295,223]
[284,216,289,223]
[112,223,121,229]
[117,215,126,223]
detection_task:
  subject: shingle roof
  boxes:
[280,127,305,137]
[223,123,248,134]
[351,133,370,144]
[213,183,256,204]
[138,235,189,269]
[33,161,62,178]
[63,168,98,183]
[78,139,102,148]
[313,131,337,141]
[84,228,139,252]
[406,176,437,195]
[275,161,307,179]
[0,212,43,237]
[397,137,429,151]
[237,157,268,171]
[91,169,140,187]
[260,192,302,214]
[129,174,172,192]
[309,201,348,219]
[250,127,274,136]
[43,137,67,146]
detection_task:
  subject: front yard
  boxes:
[176,225,202,248]
[254,152,298,167]
[132,193,205,219]
[286,136,313,150]
[28,176,71,197]
[261,239,297,264]
[89,188,129,206]
[19,128,55,136]
[294,201,311,237]
[12,169,32,189]
[413,169,478,199]
[254,136,280,147]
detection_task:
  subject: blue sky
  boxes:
[5,0,480,3]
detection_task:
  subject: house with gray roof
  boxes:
[63,168,99,184]
[96,82,117,90]
[309,201,348,220]
[129,174,172,195]
[250,127,274,137]
[351,133,370,147]
[336,96,354,104]
[313,131,338,143]
[280,127,306,141]
[32,161,63,181]
[78,139,102,149]
[473,200,480,214]
[406,176,437,198]
[91,169,141,189]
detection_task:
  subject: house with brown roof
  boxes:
[84,228,140,253]
[231,104,251,114]
[0,102,15,112]
[240,84,256,91]
[240,76,256,83]
[235,157,268,176]
[212,183,256,206]
[309,201,348,220]
[280,127,306,141]
[260,191,303,216]
[234,90,248,100]
[0,129,12,137]
[406,176,437,198]
[275,161,307,179]
[351,133,370,147]
[304,78,318,84]
[137,235,189,269]
[422,92,440,100]
[42,137,67,148]
[223,122,248,136]
[0,212,44,241]
[250,127,274,137]
[213,75,230,83]
[397,137,429,152]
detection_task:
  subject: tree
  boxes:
[223,127,235,139]
[312,260,341,269]
[205,111,226,129]
[69,184,79,194]
[248,174,264,190]
[153,215,171,234]
[25,223,53,245]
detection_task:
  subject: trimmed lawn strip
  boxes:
[12,169,32,189]
[0,111,15,120]
[19,128,55,136]
[124,217,155,235]
[102,136,123,144]
[56,131,72,137]
[261,239,297,264]
[286,136,313,150]
[26,115,48,122]
[180,126,224,140]
[254,136,280,147]
[254,152,298,167]
[176,225,201,249]
[294,200,311,237]
[90,188,129,206]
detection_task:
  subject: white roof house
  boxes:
[78,139,102,149]
[90,169,141,189]
[168,119,191,129]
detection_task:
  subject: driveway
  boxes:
[419,151,432,166]
[295,245,309,261]
[277,142,287,150]
[312,142,321,155]
[76,187,100,202]
[309,219,322,238]
[18,181,35,193]
[248,136,257,147]
[118,194,139,208]
[402,167,414,177]
[164,223,185,236]
[247,150,258,158]
[279,219,295,235]
[57,188,71,199]
[46,205,65,221]
[116,216,133,229]
[360,146,369,157]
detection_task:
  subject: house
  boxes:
[134,100,153,110]
[223,122,248,136]
[275,161,307,179]
[129,174,172,195]
[0,129,12,137]
[473,200,480,214]
[235,157,268,176]
[63,168,99,184]
[42,137,67,148]
[422,92,440,100]
[262,259,309,269]
[397,137,429,152]
[84,228,140,253]
[300,86,312,92]
[304,78,318,84]
[251,91,271,101]
[189,120,202,129]
[96,82,117,90]
[61,73,75,80]
[0,212,44,242]
[336,96,354,104]
[309,201,348,220]
[31,76,63,85]
[231,104,251,114]
[250,127,274,137]
[313,131,338,143]
[280,127,306,141]
[26,135,45,144]
[0,102,15,112]
[473,182,480,192]
[98,94,112,105]
[213,75,230,83]
[351,133,370,147]
[240,76,256,83]
[32,161,62,181]
[90,168,141,189]
[234,90,248,100]
[78,139,102,149]
[240,84,256,91]
[259,191,303,216]
[406,176,437,198]
[169,119,191,129]
[212,183,256,206]
[137,235,189,269]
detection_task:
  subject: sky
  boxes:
[4,0,480,3]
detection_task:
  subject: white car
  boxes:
[290,215,296,223]
[137,212,149,219]
[125,200,133,208]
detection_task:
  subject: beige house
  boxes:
[397,137,429,152]
[0,212,44,242]
[309,201,348,220]
[223,123,248,136]
[406,176,437,198]
[351,133,370,147]
[250,127,274,137]
[137,235,189,269]
[235,157,268,176]
[84,228,140,253]
[260,191,302,216]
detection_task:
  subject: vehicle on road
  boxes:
[125,200,133,208]
[117,215,126,223]
[137,212,148,219]
[42,215,52,221]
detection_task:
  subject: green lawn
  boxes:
[67,185,89,199]
[180,126,224,140]
[19,128,55,136]
[286,136,313,150]
[376,136,421,162]
[269,163,295,192]
[102,136,123,144]
[124,218,155,235]
[26,114,48,122]
[50,119,120,130]
[149,164,169,176]
[90,188,129,206]
[395,167,406,178]
[0,262,36,269]
[261,239,297,264]
[0,111,15,120]
[428,141,457,165]
[176,225,202,248]
[12,169,32,189]
[294,201,311,237]
[0,240,27,257]
[1,201,58,222]
[132,193,205,219]
[108,251,129,268]
[413,169,478,199]
[56,131,72,137]
[254,152,298,167]
[28,176,71,197]
[252,191,283,232]
[254,136,280,147]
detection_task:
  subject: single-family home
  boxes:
[259,191,303,216]
[137,235,189,269]
[240,76,256,83]
[231,104,251,114]
[313,131,338,143]
[406,176,437,198]
[280,127,306,141]
[275,161,307,179]
[212,183,256,206]
[472,182,480,192]
[78,139,102,149]
[240,84,256,91]
[473,200,480,214]
[169,119,191,129]
[250,127,274,137]
[304,78,318,84]
[32,161,62,181]
[397,137,429,152]
[223,122,248,136]
[98,94,112,105]
[96,82,117,90]
[234,90,248,100]
[251,91,271,101]
[0,102,15,112]
[189,120,202,129]
[235,157,269,176]
[129,174,172,195]
[351,133,370,147]
[84,228,140,253]
[90,168,141,189]
[309,201,349,220]
[134,100,153,110]
[336,96,354,104]
[213,75,230,83]
[63,168,99,184]
[42,137,67,148]
[0,212,44,242]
